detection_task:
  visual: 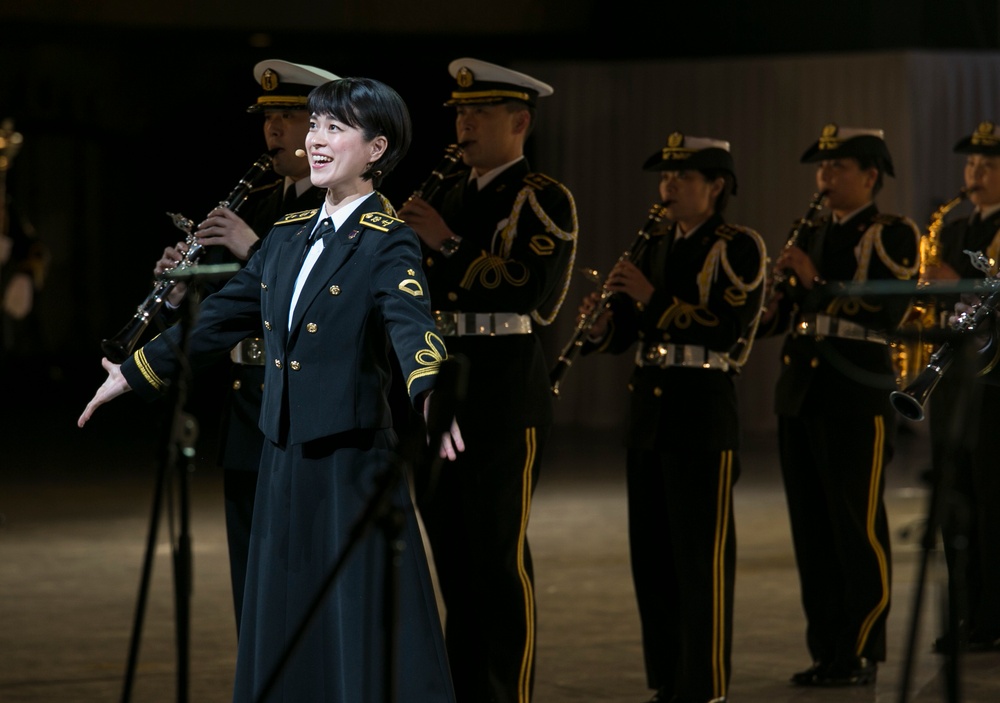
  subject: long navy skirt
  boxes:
[232,429,455,703]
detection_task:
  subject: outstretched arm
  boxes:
[78,358,132,427]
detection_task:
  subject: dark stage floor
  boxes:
[2,367,999,702]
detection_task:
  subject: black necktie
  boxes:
[308,218,336,245]
[302,218,335,265]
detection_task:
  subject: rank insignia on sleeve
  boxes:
[399,278,424,297]
[529,234,555,256]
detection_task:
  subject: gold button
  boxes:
[274,359,282,369]
[447,292,458,302]
[783,354,791,365]
[653,387,663,397]
[264,320,272,331]
[329,285,341,295]
[627,383,634,392]
[306,323,318,333]
[259,384,265,391]
[232,380,242,390]
[261,282,268,290]
[810,357,820,368]
[290,361,301,371]
[426,257,434,267]
[636,302,645,312]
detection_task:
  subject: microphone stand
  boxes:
[253,355,468,703]
[119,264,238,703]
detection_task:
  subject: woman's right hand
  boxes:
[579,291,611,341]
[78,358,131,428]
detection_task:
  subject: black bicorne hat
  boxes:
[953,121,1000,155]
[642,132,738,194]
[799,123,895,177]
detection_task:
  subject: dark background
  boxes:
[2,0,1000,434]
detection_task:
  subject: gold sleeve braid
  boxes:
[132,347,166,392]
[495,179,579,326]
[407,331,446,394]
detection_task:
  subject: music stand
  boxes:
[119,263,239,703]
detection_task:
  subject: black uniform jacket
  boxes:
[122,193,444,446]
[423,158,578,429]
[761,204,920,417]
[585,214,767,451]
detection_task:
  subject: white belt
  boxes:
[230,337,266,365]
[433,311,533,337]
[794,314,888,345]
[635,343,730,371]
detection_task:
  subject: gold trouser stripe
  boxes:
[855,415,890,654]
[711,450,734,699]
[517,427,538,703]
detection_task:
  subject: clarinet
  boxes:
[409,143,465,202]
[100,150,277,363]
[549,201,669,396]
[762,190,828,310]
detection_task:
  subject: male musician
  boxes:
[578,134,765,703]
[760,124,920,686]
[398,57,578,703]
[155,59,337,632]
[922,121,1000,654]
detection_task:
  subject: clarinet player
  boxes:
[578,134,766,703]
[758,124,921,687]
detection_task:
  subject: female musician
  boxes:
[78,77,461,702]
[579,134,766,703]
[760,125,920,687]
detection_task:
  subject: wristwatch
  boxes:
[439,235,463,258]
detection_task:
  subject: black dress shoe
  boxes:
[790,661,827,686]
[816,657,877,686]
[968,633,1000,652]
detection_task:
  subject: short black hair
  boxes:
[853,155,885,196]
[308,77,412,188]
[700,168,735,214]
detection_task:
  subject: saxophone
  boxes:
[892,186,976,388]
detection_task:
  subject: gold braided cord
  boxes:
[519,182,579,326]
[984,227,1000,276]
[872,217,921,279]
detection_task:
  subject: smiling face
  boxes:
[306,112,386,203]
[262,109,311,180]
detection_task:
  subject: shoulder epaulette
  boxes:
[360,211,405,233]
[274,209,318,225]
[873,213,909,226]
[524,172,561,191]
[250,180,282,196]
[714,223,743,241]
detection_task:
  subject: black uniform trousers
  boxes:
[778,410,893,665]
[929,377,1000,643]
[626,445,737,702]
[416,421,547,703]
